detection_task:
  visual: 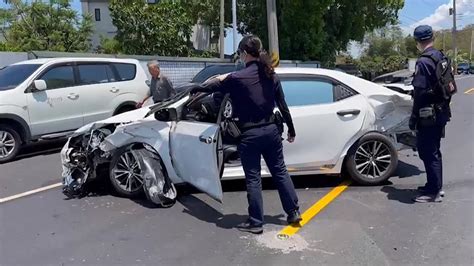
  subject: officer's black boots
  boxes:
[236,221,263,234]
[287,210,302,224]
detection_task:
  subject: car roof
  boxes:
[275,67,407,98]
[13,57,139,65]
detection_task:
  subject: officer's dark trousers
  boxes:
[416,125,444,194]
[238,124,299,226]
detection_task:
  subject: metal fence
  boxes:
[1,51,320,85]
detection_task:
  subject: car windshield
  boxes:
[0,64,42,91]
[458,63,469,68]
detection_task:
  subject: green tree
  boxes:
[96,36,122,54]
[356,25,411,78]
[5,0,92,52]
[109,0,195,56]
[236,0,404,64]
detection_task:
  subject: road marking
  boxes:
[278,180,351,237]
[464,88,474,94]
[0,182,62,204]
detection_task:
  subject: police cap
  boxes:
[414,25,434,42]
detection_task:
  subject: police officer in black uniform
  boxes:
[195,35,301,234]
[410,25,451,203]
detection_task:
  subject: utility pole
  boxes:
[219,0,225,59]
[232,0,237,53]
[470,29,473,61]
[266,0,279,67]
[452,0,457,71]
[443,31,446,51]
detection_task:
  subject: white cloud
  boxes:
[410,0,474,30]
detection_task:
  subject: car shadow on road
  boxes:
[5,139,66,163]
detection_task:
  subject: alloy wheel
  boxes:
[0,130,16,159]
[354,140,392,179]
[112,150,144,193]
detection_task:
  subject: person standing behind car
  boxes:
[137,60,175,108]
[193,35,301,234]
[409,25,456,203]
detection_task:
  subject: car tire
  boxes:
[109,146,144,197]
[344,132,398,185]
[0,124,22,164]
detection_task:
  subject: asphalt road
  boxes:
[1,76,473,266]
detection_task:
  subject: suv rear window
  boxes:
[0,64,41,91]
[112,63,136,81]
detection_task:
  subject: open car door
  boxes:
[169,121,224,202]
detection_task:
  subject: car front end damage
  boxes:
[61,124,116,198]
[60,112,179,207]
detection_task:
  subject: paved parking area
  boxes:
[1,76,473,265]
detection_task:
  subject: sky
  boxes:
[1,0,473,56]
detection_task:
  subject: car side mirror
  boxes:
[33,80,47,91]
[154,108,178,121]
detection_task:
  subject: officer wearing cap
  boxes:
[410,25,451,203]
[194,35,301,234]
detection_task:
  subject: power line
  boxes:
[400,14,420,23]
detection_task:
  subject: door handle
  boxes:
[67,93,79,100]
[337,109,360,116]
[110,88,119,93]
[199,135,214,144]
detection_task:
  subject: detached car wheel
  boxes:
[0,124,22,164]
[345,133,398,185]
[109,147,144,197]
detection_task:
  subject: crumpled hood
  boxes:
[72,107,152,136]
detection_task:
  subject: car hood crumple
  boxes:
[367,93,413,133]
[72,107,153,137]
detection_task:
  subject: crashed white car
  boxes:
[61,68,415,207]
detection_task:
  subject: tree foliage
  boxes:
[356,25,413,78]
[236,0,404,64]
[5,0,93,52]
[433,24,473,62]
[109,0,196,56]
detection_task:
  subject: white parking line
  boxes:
[0,182,62,204]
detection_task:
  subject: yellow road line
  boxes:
[465,88,474,94]
[278,180,351,237]
[0,182,62,204]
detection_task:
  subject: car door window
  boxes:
[78,64,111,85]
[39,65,75,89]
[334,84,358,101]
[281,80,334,106]
[112,63,136,81]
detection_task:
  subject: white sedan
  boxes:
[61,68,415,207]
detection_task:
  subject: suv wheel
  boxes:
[0,124,22,163]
